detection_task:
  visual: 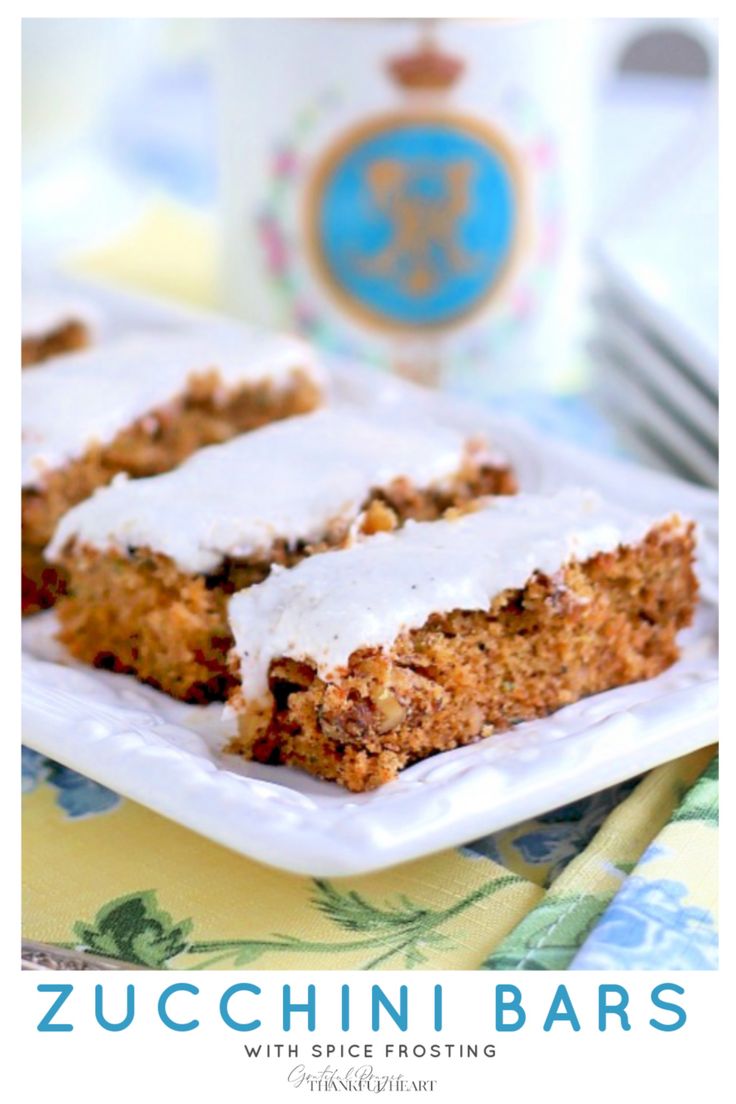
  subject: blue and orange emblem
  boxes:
[306,41,525,332]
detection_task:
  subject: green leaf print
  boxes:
[312,879,440,935]
[669,755,719,826]
[482,893,607,971]
[73,891,193,968]
[70,875,522,970]
[669,802,719,826]
[188,876,521,970]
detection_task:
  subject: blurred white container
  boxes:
[216,18,591,389]
[22,19,160,169]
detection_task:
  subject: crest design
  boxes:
[308,113,521,331]
[256,34,561,371]
[305,34,525,333]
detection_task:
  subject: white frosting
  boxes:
[46,408,480,571]
[229,488,685,699]
[22,290,100,339]
[22,326,322,488]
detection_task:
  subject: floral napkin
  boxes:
[22,745,717,970]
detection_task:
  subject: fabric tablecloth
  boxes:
[22,746,718,970]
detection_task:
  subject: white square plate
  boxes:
[22,282,718,875]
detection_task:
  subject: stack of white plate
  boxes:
[589,117,717,487]
[590,245,717,486]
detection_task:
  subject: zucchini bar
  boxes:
[22,327,323,613]
[48,409,516,702]
[22,291,98,367]
[227,488,698,791]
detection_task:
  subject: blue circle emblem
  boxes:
[310,116,520,330]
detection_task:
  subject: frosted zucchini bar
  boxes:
[48,408,516,701]
[22,326,323,612]
[226,488,698,791]
[22,291,98,367]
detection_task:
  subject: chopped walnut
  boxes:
[360,499,399,535]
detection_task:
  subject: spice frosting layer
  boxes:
[228,488,686,698]
[46,408,487,572]
[22,326,321,488]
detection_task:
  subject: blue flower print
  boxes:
[571,877,718,970]
[462,777,639,885]
[22,746,122,819]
